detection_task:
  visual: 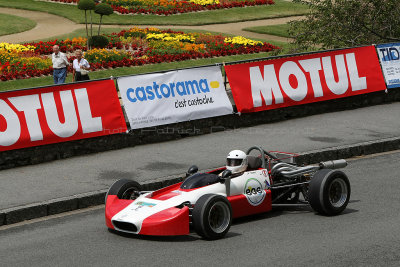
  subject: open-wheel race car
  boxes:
[105,146,351,240]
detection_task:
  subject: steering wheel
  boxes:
[246,146,281,169]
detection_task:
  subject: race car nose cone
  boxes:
[112,220,138,233]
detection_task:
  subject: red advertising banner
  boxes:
[225,46,387,113]
[0,80,127,152]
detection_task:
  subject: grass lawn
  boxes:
[24,27,270,43]
[25,27,128,43]
[0,0,309,25]
[0,13,36,36]
[243,23,291,38]
[0,40,288,92]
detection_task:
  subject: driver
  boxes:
[225,150,248,174]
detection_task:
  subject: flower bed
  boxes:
[0,27,278,81]
[0,43,52,81]
[46,0,275,15]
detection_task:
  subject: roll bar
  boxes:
[246,146,281,169]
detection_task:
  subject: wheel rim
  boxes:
[328,178,348,208]
[208,202,230,234]
[121,187,139,200]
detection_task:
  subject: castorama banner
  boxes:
[225,46,387,113]
[118,66,233,129]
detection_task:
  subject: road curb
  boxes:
[295,136,400,165]
[1,136,399,226]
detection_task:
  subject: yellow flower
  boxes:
[188,0,219,6]
[224,36,263,46]
[0,42,35,53]
[146,33,195,43]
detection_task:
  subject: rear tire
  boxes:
[106,179,141,200]
[192,194,232,240]
[308,169,351,215]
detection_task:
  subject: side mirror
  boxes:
[220,169,232,183]
[186,165,198,177]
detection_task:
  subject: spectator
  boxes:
[51,45,69,84]
[72,49,90,82]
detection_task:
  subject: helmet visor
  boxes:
[227,158,243,167]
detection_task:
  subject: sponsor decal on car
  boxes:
[136,201,156,207]
[132,201,157,211]
[244,178,266,206]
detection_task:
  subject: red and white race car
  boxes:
[105,146,351,240]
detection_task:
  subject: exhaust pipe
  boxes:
[319,159,347,169]
[273,159,348,179]
[278,166,319,178]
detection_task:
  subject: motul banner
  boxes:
[118,66,233,129]
[0,80,127,152]
[225,46,386,113]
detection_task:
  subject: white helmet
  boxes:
[226,150,248,174]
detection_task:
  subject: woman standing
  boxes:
[72,49,90,82]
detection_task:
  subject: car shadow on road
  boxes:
[232,209,287,226]
[109,228,242,242]
[231,205,319,227]
[338,208,359,215]
[233,203,359,224]
[108,228,200,242]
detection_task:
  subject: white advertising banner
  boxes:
[118,66,233,129]
[376,43,400,88]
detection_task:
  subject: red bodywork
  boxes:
[105,183,190,235]
[105,176,272,236]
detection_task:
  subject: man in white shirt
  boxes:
[51,45,69,84]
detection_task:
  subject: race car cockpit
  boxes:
[180,148,266,190]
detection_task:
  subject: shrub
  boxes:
[95,3,114,15]
[78,0,95,10]
[89,35,110,48]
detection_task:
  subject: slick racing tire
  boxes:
[192,194,232,240]
[308,169,351,216]
[106,179,142,200]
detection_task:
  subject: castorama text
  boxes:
[125,79,211,103]
[225,46,387,113]
[117,66,233,129]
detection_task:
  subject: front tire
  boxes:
[308,169,351,215]
[192,194,232,240]
[107,179,141,200]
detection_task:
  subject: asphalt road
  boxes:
[1,151,399,266]
[1,102,400,209]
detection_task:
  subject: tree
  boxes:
[95,3,114,35]
[78,0,96,48]
[289,0,400,51]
